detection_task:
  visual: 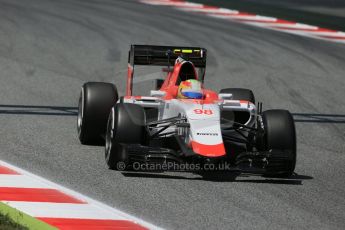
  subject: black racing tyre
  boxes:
[261,110,296,177]
[219,88,255,104]
[77,82,118,145]
[105,103,146,170]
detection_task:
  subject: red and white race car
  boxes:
[77,45,296,177]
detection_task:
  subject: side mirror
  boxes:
[218,93,232,100]
[150,90,166,97]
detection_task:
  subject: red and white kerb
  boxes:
[0,160,162,230]
[140,0,345,44]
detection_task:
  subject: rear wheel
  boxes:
[77,82,118,145]
[105,103,146,170]
[261,110,296,177]
[219,88,255,104]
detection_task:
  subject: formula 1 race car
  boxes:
[77,45,296,177]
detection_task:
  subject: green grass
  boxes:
[0,202,56,230]
[192,0,345,31]
[0,212,28,230]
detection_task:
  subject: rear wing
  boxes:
[128,45,207,67]
[127,45,207,95]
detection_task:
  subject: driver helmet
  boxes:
[177,79,203,99]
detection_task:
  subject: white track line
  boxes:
[4,202,129,220]
[0,175,53,188]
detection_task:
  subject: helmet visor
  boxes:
[181,91,203,99]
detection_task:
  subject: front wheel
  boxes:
[105,103,146,170]
[260,110,296,177]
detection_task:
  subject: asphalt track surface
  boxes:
[0,0,345,229]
